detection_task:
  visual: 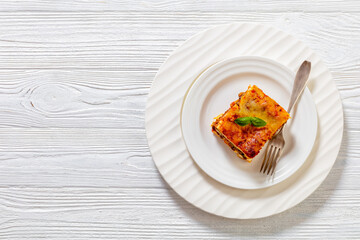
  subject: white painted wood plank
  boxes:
[0,0,360,12]
[0,187,358,239]
[0,128,163,188]
[0,70,148,128]
[0,12,358,73]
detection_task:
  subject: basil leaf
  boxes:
[234,117,251,126]
[250,117,267,127]
[234,117,267,127]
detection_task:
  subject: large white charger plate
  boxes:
[181,56,318,189]
[146,23,343,219]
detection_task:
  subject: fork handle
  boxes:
[287,61,311,113]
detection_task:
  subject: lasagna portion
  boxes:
[211,85,290,162]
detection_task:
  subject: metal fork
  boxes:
[260,60,311,176]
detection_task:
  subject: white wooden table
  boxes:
[0,1,359,239]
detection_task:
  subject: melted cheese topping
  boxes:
[212,85,290,159]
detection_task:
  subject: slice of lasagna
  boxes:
[211,85,290,162]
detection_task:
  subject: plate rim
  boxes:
[145,22,344,219]
[180,55,318,189]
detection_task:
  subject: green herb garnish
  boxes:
[234,117,252,126]
[234,117,266,127]
[250,117,267,127]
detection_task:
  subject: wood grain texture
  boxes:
[0,185,358,239]
[0,0,359,238]
[0,70,148,128]
[0,12,358,73]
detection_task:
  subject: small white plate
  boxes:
[181,56,317,189]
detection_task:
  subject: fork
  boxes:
[260,60,311,176]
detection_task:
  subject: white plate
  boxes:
[146,23,343,219]
[181,56,317,189]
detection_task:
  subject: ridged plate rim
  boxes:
[145,22,344,219]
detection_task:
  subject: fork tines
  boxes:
[260,145,281,175]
